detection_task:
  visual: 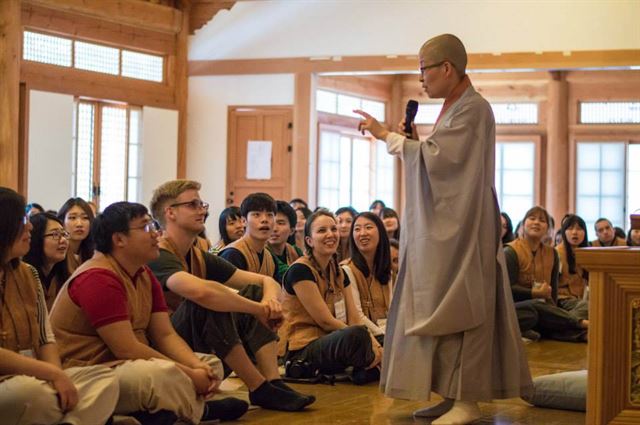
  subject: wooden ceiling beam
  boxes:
[189,50,640,76]
[23,0,183,34]
[189,0,236,34]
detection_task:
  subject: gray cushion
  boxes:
[523,370,587,411]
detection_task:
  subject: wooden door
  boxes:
[226,106,293,206]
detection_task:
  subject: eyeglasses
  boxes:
[44,229,71,241]
[170,200,210,210]
[129,220,161,233]
[419,61,446,74]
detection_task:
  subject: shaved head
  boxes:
[420,34,467,77]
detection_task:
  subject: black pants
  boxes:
[285,325,375,375]
[532,301,587,342]
[515,300,539,333]
[170,284,277,377]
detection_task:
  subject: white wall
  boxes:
[187,74,295,239]
[141,107,179,207]
[189,0,640,60]
[27,90,74,211]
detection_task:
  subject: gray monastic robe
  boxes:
[380,84,532,401]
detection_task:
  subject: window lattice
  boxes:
[122,50,164,82]
[580,102,640,124]
[23,31,72,67]
[74,41,120,75]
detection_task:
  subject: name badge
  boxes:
[334,298,347,323]
[19,349,35,358]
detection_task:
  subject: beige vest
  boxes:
[158,236,207,312]
[65,252,82,274]
[556,243,587,299]
[508,238,555,288]
[342,259,390,323]
[220,237,275,277]
[50,253,153,368]
[282,256,345,351]
[43,274,62,312]
[0,263,41,353]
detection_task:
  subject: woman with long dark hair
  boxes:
[500,212,515,244]
[23,213,70,310]
[57,198,95,273]
[0,187,118,424]
[335,206,357,262]
[379,207,400,241]
[341,212,391,345]
[505,206,588,342]
[282,210,381,383]
[556,214,590,320]
[211,206,244,254]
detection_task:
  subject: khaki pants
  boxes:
[0,365,119,425]
[114,357,218,424]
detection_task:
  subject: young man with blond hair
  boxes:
[148,180,314,412]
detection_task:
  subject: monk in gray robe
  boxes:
[355,34,532,424]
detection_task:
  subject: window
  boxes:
[73,101,142,209]
[580,102,640,124]
[318,128,394,212]
[576,142,639,231]
[416,102,538,125]
[495,142,536,224]
[23,30,164,83]
[316,90,385,122]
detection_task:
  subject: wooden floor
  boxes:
[226,340,587,425]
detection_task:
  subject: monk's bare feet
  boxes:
[413,398,454,417]
[431,401,481,424]
[579,319,589,329]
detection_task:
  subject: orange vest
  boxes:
[158,236,207,312]
[507,238,555,288]
[0,263,41,353]
[220,237,275,277]
[341,259,390,323]
[42,274,62,312]
[282,256,346,351]
[65,252,82,274]
[556,244,587,299]
[50,252,153,368]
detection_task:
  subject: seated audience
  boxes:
[267,200,303,284]
[335,206,357,262]
[542,214,556,246]
[380,207,400,241]
[556,214,590,322]
[220,193,277,278]
[368,199,386,216]
[501,212,515,245]
[57,198,95,273]
[24,213,71,310]
[614,226,626,241]
[147,180,314,411]
[591,218,627,246]
[341,212,391,345]
[50,201,246,424]
[294,207,312,251]
[283,210,382,383]
[505,206,588,342]
[389,238,399,288]
[26,202,45,217]
[289,198,308,211]
[211,206,244,254]
[554,229,563,247]
[0,187,118,425]
[628,228,640,247]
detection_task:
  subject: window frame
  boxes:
[73,99,141,209]
[316,116,396,211]
[569,135,640,229]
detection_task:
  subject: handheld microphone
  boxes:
[404,100,419,137]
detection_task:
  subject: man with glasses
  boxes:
[148,180,314,412]
[355,34,532,424]
[50,202,247,424]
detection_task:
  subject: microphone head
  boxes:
[406,100,419,119]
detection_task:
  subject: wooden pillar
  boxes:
[292,72,311,203]
[176,2,190,178]
[390,75,404,213]
[0,0,21,190]
[545,71,569,224]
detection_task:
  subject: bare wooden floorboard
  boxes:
[231,340,587,424]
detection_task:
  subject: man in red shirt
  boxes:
[50,202,248,424]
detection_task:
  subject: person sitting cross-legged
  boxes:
[49,201,248,424]
[148,180,314,412]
